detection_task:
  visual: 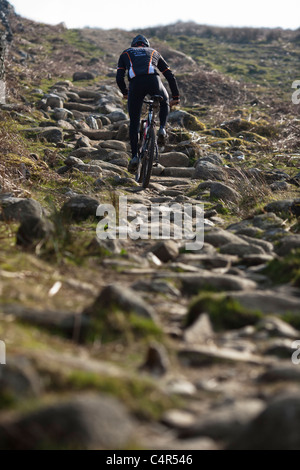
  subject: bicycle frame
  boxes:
[136,96,161,187]
[140,99,156,154]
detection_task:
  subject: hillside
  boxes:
[0,4,300,450]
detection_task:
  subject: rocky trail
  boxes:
[1,8,300,450]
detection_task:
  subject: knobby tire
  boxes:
[141,126,155,189]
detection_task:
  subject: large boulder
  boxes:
[84,284,156,321]
[210,182,241,203]
[73,72,96,81]
[194,161,225,180]
[0,393,135,450]
[0,196,44,223]
[228,395,300,450]
[16,216,54,247]
[159,152,190,168]
[168,110,206,131]
[60,195,99,222]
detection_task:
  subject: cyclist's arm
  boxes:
[116,53,128,96]
[157,56,180,102]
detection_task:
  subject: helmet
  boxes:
[131,35,150,48]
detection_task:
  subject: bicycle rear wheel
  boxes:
[141,126,155,189]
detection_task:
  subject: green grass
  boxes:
[88,311,163,345]
[187,292,263,331]
[263,249,300,287]
[61,370,181,421]
[62,29,104,58]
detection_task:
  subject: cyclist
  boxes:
[116,34,180,172]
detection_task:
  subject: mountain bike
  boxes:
[135,95,162,189]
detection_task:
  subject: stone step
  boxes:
[162,167,195,178]
[151,177,192,187]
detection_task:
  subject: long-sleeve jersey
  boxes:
[116,47,179,99]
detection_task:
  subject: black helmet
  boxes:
[131,35,150,48]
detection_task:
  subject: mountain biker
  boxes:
[116,34,180,172]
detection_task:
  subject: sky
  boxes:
[9,0,300,30]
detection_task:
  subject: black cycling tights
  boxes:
[128,74,169,158]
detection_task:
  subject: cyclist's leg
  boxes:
[147,75,169,128]
[128,78,145,159]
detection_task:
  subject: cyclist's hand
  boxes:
[123,93,128,101]
[170,98,180,108]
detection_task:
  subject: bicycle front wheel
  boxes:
[141,126,155,189]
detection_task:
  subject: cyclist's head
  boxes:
[131,35,150,48]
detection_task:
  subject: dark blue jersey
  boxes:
[116,46,179,99]
[117,47,169,79]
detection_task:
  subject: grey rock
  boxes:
[107,110,127,122]
[242,254,274,266]
[75,135,91,148]
[131,280,180,297]
[220,242,265,256]
[258,366,300,383]
[52,108,74,121]
[270,181,290,192]
[1,304,90,340]
[16,216,54,247]
[69,148,94,158]
[179,400,264,441]
[23,126,64,143]
[181,272,257,294]
[204,229,247,247]
[252,213,285,230]
[61,195,99,222]
[65,102,95,113]
[100,140,127,152]
[256,316,300,339]
[194,161,225,180]
[151,240,179,262]
[265,199,294,214]
[76,164,102,175]
[263,338,296,359]
[163,167,195,178]
[227,395,300,450]
[159,152,190,168]
[0,197,44,223]
[152,164,165,176]
[230,290,300,314]
[161,410,197,431]
[46,94,64,109]
[0,356,42,398]
[275,234,300,256]
[65,156,85,167]
[85,116,99,130]
[57,120,75,130]
[238,235,274,253]
[73,71,95,81]
[178,345,263,367]
[0,393,134,450]
[197,153,224,166]
[88,237,122,255]
[210,182,241,203]
[77,90,101,99]
[233,226,264,238]
[168,110,205,131]
[184,313,214,344]
[291,198,300,217]
[84,284,156,320]
[40,127,64,143]
[139,342,169,377]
